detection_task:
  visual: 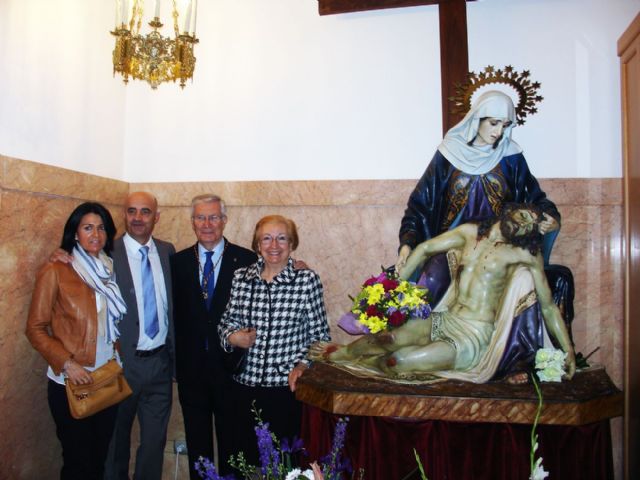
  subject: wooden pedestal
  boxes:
[296,363,622,425]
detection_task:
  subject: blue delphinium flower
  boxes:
[195,456,237,480]
[255,421,279,476]
[321,418,352,480]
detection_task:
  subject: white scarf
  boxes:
[438,90,522,175]
[71,244,127,344]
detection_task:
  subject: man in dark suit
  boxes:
[105,191,176,480]
[170,194,256,478]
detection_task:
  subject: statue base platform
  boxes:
[296,362,622,425]
[297,363,622,479]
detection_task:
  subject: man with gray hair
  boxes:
[170,194,256,478]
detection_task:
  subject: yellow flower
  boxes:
[359,313,387,333]
[365,284,385,305]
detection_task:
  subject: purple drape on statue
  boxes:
[302,405,613,480]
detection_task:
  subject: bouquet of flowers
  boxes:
[196,406,357,480]
[338,269,431,334]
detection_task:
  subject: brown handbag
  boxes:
[65,358,132,419]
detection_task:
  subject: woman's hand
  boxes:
[228,327,256,349]
[538,213,559,235]
[64,360,93,385]
[288,363,308,392]
[395,245,412,275]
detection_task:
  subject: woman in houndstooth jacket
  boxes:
[219,214,330,466]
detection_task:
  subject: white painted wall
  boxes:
[0,0,126,179]
[1,0,638,182]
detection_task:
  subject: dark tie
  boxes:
[140,246,159,339]
[203,250,215,310]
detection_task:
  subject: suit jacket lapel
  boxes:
[113,236,140,344]
[157,241,173,313]
[210,239,238,321]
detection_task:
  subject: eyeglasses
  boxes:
[260,234,289,246]
[193,214,225,224]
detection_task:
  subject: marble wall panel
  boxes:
[1,154,128,203]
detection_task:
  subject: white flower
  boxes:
[530,457,549,480]
[535,348,566,382]
[285,468,315,480]
[537,365,563,382]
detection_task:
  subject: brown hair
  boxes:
[251,215,299,253]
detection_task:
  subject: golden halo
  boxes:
[449,65,543,126]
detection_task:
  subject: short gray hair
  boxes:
[190,194,227,217]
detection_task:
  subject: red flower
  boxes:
[388,310,406,327]
[381,279,399,291]
[366,305,382,317]
[363,276,378,287]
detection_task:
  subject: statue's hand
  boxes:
[564,349,576,380]
[395,245,412,277]
[539,213,559,234]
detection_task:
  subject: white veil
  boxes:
[438,91,522,175]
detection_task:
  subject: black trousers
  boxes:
[48,380,119,480]
[230,382,302,467]
[178,374,236,478]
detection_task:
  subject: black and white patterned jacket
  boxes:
[219,257,331,387]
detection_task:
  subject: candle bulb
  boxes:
[154,0,161,18]
[122,0,129,26]
[190,0,197,35]
[115,0,122,28]
[183,1,192,34]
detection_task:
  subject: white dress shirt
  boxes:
[123,233,169,351]
[197,238,225,290]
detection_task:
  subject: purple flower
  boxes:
[415,303,432,319]
[281,435,305,454]
[321,418,352,479]
[195,457,236,480]
[255,422,279,475]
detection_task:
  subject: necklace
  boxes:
[194,241,227,300]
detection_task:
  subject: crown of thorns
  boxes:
[450,66,543,126]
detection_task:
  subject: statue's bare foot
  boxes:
[322,342,358,361]
[505,372,529,385]
[375,354,397,376]
[308,341,345,361]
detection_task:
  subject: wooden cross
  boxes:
[318,0,476,133]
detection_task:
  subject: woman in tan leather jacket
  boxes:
[26,202,127,480]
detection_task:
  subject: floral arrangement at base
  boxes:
[196,406,358,480]
[338,269,431,335]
